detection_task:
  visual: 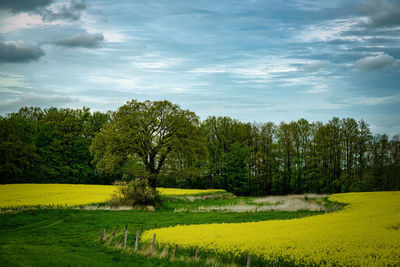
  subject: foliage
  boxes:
[141,191,400,266]
[1,101,399,195]
[0,106,112,185]
[0,115,38,183]
[110,179,161,207]
[90,100,206,188]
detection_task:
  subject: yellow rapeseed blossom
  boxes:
[156,188,225,195]
[0,184,115,207]
[0,184,226,207]
[141,191,400,266]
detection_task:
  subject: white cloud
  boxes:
[354,53,396,71]
[135,62,168,68]
[189,66,228,74]
[297,17,368,42]
[189,56,302,81]
[299,61,329,72]
[0,93,78,113]
[351,95,399,105]
[0,12,43,33]
[88,74,138,90]
[304,84,329,94]
[81,14,129,43]
[0,72,31,90]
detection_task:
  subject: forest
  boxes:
[1,99,399,195]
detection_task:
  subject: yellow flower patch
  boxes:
[141,191,400,266]
[157,188,225,195]
[0,184,226,207]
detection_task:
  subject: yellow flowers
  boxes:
[0,184,115,207]
[141,191,400,266]
[0,184,226,207]
[157,188,225,195]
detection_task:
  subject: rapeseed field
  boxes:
[141,191,400,266]
[156,188,225,195]
[0,184,226,207]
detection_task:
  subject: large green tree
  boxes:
[90,100,204,188]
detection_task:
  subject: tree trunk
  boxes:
[148,173,157,188]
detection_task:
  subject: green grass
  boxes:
[0,196,324,266]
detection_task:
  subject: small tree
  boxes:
[110,179,161,207]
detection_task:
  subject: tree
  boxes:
[201,116,252,194]
[90,99,204,188]
[0,115,39,183]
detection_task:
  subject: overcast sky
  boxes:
[0,0,399,135]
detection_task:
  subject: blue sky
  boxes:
[0,0,399,134]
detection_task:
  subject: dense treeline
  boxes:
[0,107,113,184]
[160,116,400,195]
[1,101,399,195]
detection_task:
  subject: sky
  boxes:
[0,0,399,135]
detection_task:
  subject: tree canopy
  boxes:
[90,100,205,187]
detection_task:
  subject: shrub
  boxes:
[110,179,161,207]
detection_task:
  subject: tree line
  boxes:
[1,100,399,195]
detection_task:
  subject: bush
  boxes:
[110,179,161,207]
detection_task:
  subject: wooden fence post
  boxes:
[117,234,124,247]
[151,234,156,252]
[109,228,117,245]
[246,254,252,267]
[194,247,198,260]
[134,230,140,252]
[99,229,105,242]
[123,224,128,250]
[173,244,178,258]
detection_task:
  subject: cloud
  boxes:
[41,1,87,21]
[0,72,32,91]
[0,0,52,13]
[0,13,43,33]
[0,41,45,63]
[297,18,366,42]
[351,95,400,105]
[299,61,329,72]
[0,93,78,113]
[354,53,395,71]
[362,0,400,28]
[0,0,86,22]
[54,33,104,48]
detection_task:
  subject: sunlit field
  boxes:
[0,184,115,208]
[0,184,226,208]
[141,191,400,266]
[156,188,225,195]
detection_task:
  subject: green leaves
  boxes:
[90,100,205,187]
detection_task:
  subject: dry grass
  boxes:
[175,194,328,213]
[78,205,155,211]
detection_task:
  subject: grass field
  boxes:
[0,186,320,266]
[1,185,399,266]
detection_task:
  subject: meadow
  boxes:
[1,184,399,266]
